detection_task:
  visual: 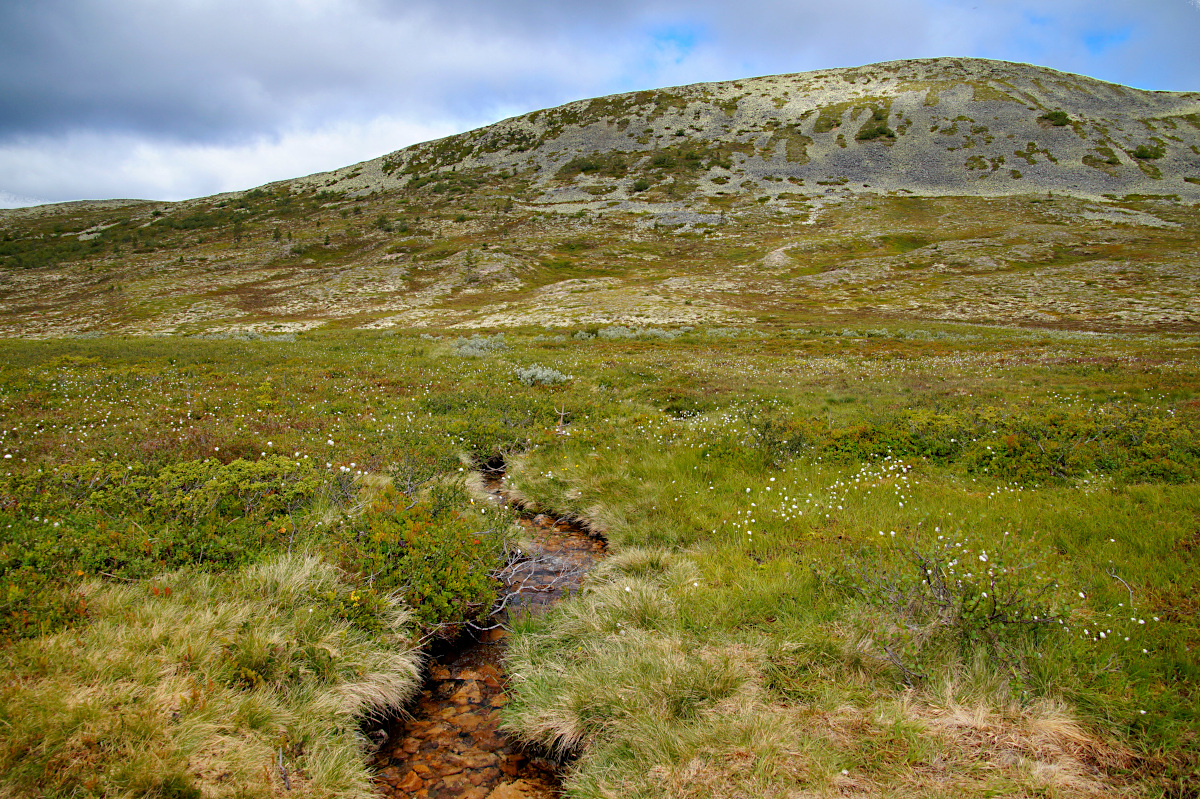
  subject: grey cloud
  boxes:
[5,0,1191,143]
[1,0,1197,203]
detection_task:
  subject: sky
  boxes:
[2,0,1198,208]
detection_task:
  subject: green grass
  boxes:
[492,332,1200,796]
[0,327,1198,796]
[506,426,1200,794]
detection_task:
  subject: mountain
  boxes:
[306,57,1200,202]
[2,58,1199,337]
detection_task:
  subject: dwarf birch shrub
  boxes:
[740,402,1200,483]
[1,456,330,640]
[815,531,1072,685]
[328,486,511,636]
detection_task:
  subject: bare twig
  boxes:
[882,645,924,687]
[100,571,137,582]
[1107,566,1135,608]
[277,748,291,791]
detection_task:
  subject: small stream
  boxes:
[372,467,605,799]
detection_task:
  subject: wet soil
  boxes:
[373,472,605,799]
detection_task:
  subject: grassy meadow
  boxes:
[0,324,1198,797]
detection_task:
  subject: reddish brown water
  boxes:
[372,473,605,799]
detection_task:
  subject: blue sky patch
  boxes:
[1084,26,1133,55]
[650,24,704,62]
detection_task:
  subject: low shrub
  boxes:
[557,153,628,179]
[856,122,896,141]
[452,333,508,357]
[514,365,573,386]
[0,456,329,640]
[331,487,511,635]
[1134,143,1165,160]
[815,531,1071,684]
[743,402,1200,484]
[595,326,681,341]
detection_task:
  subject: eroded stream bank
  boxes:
[373,468,605,799]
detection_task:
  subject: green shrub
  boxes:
[816,531,1071,684]
[332,488,510,634]
[0,456,330,640]
[1134,143,1165,160]
[741,403,1200,484]
[557,153,627,179]
[856,123,896,141]
[1039,110,1071,126]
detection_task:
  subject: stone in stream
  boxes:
[485,779,554,799]
[396,770,423,792]
[477,664,503,688]
[449,680,483,705]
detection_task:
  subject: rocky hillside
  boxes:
[2,58,1198,338]
[300,57,1200,204]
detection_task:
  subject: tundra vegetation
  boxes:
[0,326,1196,797]
[1,57,1199,798]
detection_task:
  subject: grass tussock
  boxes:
[911,695,1128,795]
[0,555,421,799]
[505,546,1135,797]
[503,549,755,755]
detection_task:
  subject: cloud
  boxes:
[1,0,1197,204]
[0,190,49,210]
[0,116,459,203]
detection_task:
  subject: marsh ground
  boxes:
[0,324,1196,797]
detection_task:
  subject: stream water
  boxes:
[372,470,606,799]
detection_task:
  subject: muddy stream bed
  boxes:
[372,469,606,799]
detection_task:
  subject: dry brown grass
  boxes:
[635,696,1133,799]
[0,556,421,799]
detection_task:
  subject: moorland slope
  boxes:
[1,57,1198,337]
